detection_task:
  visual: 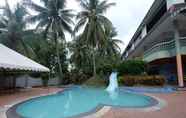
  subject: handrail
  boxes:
[144,40,175,56]
[144,37,186,56]
[179,37,186,40]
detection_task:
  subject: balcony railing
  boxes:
[180,37,186,46]
[144,39,175,62]
[144,37,186,62]
[144,40,175,56]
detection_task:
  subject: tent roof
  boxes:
[0,44,50,72]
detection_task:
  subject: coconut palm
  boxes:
[101,27,123,57]
[24,0,74,84]
[68,35,92,73]
[0,0,33,56]
[74,0,115,77]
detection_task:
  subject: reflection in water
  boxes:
[108,90,118,100]
[64,91,72,109]
[63,91,73,115]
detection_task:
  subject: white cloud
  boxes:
[105,0,154,51]
[0,0,154,52]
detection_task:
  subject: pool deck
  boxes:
[0,87,186,118]
[0,87,62,118]
[102,91,186,118]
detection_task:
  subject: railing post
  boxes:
[173,20,184,87]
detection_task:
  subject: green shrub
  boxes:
[119,75,165,86]
[118,76,123,86]
[122,76,136,86]
[117,60,147,76]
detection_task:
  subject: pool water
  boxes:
[16,87,157,118]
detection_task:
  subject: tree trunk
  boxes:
[55,38,63,85]
[92,48,97,77]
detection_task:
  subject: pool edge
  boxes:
[6,87,161,118]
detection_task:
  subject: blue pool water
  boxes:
[16,87,157,118]
[123,86,176,93]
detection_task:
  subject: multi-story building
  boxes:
[122,0,186,87]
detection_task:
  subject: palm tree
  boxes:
[74,0,115,77]
[24,0,74,84]
[0,0,36,88]
[68,35,92,73]
[101,27,123,57]
[0,0,33,56]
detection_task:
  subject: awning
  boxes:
[0,44,50,72]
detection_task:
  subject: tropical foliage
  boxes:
[74,0,116,77]
[0,0,34,57]
[117,60,147,76]
[23,0,74,84]
[118,75,166,86]
[0,0,123,85]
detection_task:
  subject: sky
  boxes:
[0,0,154,52]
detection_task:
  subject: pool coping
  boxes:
[6,86,160,118]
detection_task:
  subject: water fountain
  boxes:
[106,72,118,92]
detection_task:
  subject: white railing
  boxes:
[144,40,175,57]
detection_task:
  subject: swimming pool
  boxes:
[7,87,158,118]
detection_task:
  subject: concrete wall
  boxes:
[167,0,185,9]
[141,26,147,39]
[16,75,42,87]
[0,76,13,87]
[16,75,59,87]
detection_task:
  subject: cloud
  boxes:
[0,0,154,52]
[105,0,154,51]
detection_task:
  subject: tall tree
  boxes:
[74,0,115,77]
[24,0,74,84]
[0,0,33,56]
[27,34,68,77]
[68,35,92,74]
[100,27,123,57]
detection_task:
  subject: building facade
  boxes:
[123,0,186,87]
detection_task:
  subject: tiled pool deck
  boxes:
[0,87,62,118]
[102,91,186,118]
[0,87,186,118]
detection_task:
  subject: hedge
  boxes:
[118,75,166,86]
[117,60,146,76]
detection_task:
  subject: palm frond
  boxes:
[76,0,89,10]
[3,0,13,18]
[76,11,89,20]
[23,0,48,13]
[97,1,116,14]
[73,18,87,35]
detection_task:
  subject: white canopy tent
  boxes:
[0,44,50,72]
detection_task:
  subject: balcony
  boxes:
[123,3,186,60]
[144,37,186,62]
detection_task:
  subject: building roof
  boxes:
[0,44,50,72]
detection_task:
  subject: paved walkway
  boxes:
[0,88,186,118]
[0,87,62,118]
[102,91,186,118]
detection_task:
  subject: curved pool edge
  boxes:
[141,94,167,112]
[6,90,61,118]
[6,87,161,118]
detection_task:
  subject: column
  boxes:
[173,20,184,87]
